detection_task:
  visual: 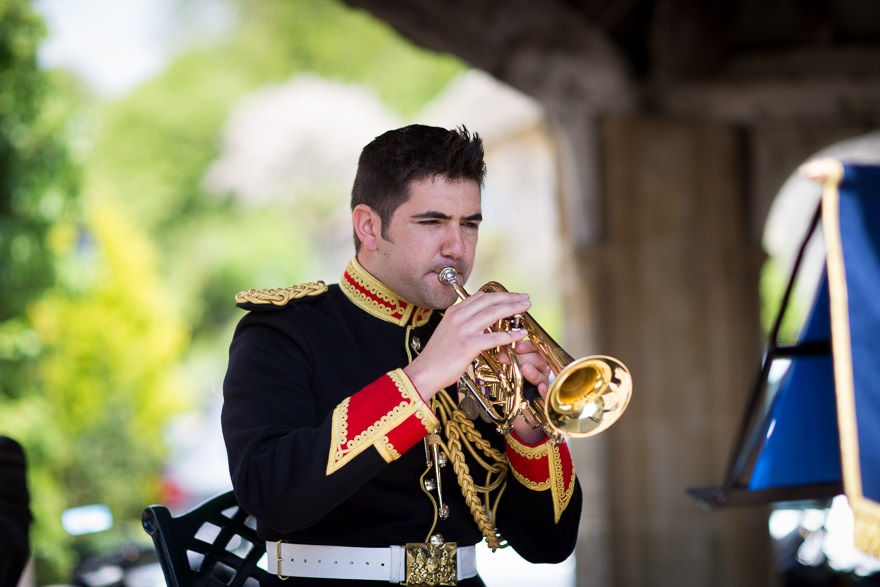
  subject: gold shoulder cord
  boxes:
[431,389,510,551]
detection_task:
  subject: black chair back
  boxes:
[142,490,268,586]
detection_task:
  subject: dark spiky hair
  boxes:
[350,124,485,249]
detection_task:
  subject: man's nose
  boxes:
[441,225,466,257]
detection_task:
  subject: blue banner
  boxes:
[814,160,880,557]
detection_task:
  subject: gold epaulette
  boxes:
[235,281,328,307]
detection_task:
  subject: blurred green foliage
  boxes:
[1,0,464,581]
[9,204,191,578]
[88,0,463,343]
[0,3,81,574]
[225,0,462,118]
[759,255,809,343]
[0,0,76,391]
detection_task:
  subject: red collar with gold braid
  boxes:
[340,258,433,327]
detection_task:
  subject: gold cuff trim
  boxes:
[506,434,576,523]
[326,370,437,475]
[507,434,552,491]
[327,396,409,473]
[390,369,440,427]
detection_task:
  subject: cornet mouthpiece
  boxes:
[438,267,458,286]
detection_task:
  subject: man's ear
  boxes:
[352,204,381,252]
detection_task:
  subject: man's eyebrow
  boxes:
[411,211,483,222]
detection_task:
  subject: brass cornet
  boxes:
[439,267,632,444]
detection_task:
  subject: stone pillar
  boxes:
[546,103,614,587]
[550,113,776,587]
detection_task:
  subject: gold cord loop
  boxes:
[432,390,509,551]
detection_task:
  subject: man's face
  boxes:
[363,175,482,310]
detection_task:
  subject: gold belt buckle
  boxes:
[404,541,458,586]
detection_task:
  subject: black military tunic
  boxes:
[222,258,582,586]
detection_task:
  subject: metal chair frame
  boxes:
[142,490,268,586]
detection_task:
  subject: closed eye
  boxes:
[411,211,482,228]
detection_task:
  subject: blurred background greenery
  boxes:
[0,0,468,581]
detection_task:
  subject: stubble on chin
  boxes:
[429,267,469,309]
[422,281,459,311]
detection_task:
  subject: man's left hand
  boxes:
[507,339,552,443]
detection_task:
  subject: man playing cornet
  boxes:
[222,124,583,586]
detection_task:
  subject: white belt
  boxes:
[267,541,478,583]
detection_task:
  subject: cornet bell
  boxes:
[546,355,632,438]
[438,266,633,443]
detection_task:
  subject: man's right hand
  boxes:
[403,290,532,403]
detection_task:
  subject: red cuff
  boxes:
[505,432,577,522]
[326,369,438,474]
